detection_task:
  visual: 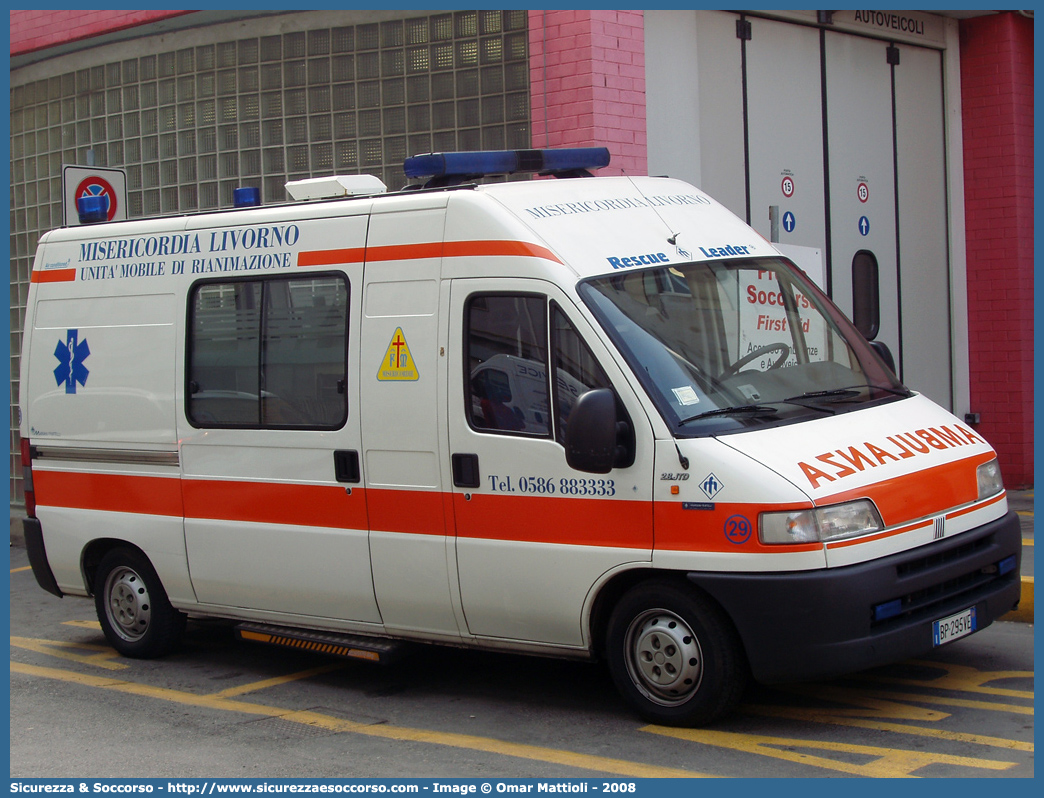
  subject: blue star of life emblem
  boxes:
[54,329,90,394]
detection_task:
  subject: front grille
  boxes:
[895,532,994,578]
[870,531,1013,629]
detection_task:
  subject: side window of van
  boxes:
[188,274,349,429]
[551,303,613,445]
[465,294,550,436]
[464,294,615,445]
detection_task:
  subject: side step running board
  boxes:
[234,622,405,664]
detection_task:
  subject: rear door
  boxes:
[446,278,653,647]
[180,216,380,623]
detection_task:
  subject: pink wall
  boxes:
[528,10,647,176]
[10,10,193,56]
[960,12,1034,488]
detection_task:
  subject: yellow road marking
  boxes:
[11,565,32,573]
[740,684,1032,752]
[766,686,950,721]
[10,636,127,671]
[774,683,1032,717]
[209,663,346,698]
[10,661,713,778]
[644,726,1018,777]
[837,688,1033,716]
[744,705,1033,752]
[861,661,1033,699]
[63,620,103,630]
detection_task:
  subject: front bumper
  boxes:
[688,509,1022,684]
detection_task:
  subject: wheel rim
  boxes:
[103,566,151,643]
[623,608,703,706]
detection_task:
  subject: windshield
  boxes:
[579,257,910,436]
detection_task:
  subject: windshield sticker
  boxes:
[737,384,762,402]
[671,386,700,405]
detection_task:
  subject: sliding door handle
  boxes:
[451,453,480,488]
[334,450,361,483]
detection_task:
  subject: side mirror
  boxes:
[564,389,618,474]
[868,340,896,374]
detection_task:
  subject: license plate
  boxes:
[933,606,977,646]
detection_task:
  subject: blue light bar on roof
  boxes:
[403,147,610,180]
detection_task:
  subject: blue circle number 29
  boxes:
[725,515,752,545]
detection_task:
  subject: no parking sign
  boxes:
[63,165,128,226]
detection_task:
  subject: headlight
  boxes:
[760,500,884,545]
[976,458,1004,500]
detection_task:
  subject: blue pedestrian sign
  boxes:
[859,216,871,236]
[782,211,796,233]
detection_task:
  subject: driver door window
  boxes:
[464,293,615,444]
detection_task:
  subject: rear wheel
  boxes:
[606,580,747,726]
[94,548,186,658]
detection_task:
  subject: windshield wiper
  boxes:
[678,404,779,426]
[784,384,911,404]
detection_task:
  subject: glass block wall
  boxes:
[8,10,531,505]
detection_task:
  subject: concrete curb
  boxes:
[1002,576,1033,624]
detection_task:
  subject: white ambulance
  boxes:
[19,148,1022,726]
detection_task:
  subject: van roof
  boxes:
[37,154,776,284]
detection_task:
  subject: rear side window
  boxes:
[187,274,349,429]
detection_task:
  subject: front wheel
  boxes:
[94,548,186,658]
[606,580,748,726]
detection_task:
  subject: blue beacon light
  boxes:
[403,147,610,187]
[233,187,262,207]
[76,195,108,224]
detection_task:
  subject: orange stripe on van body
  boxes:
[453,492,652,548]
[297,240,562,268]
[297,248,366,267]
[31,268,77,283]
[181,479,369,530]
[441,240,562,263]
[35,470,644,546]
[366,487,448,537]
[814,452,993,527]
[33,456,1003,551]
[823,491,1007,551]
[655,501,820,554]
[33,470,183,516]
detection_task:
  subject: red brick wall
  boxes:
[10,10,194,56]
[528,10,647,176]
[960,12,1034,488]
